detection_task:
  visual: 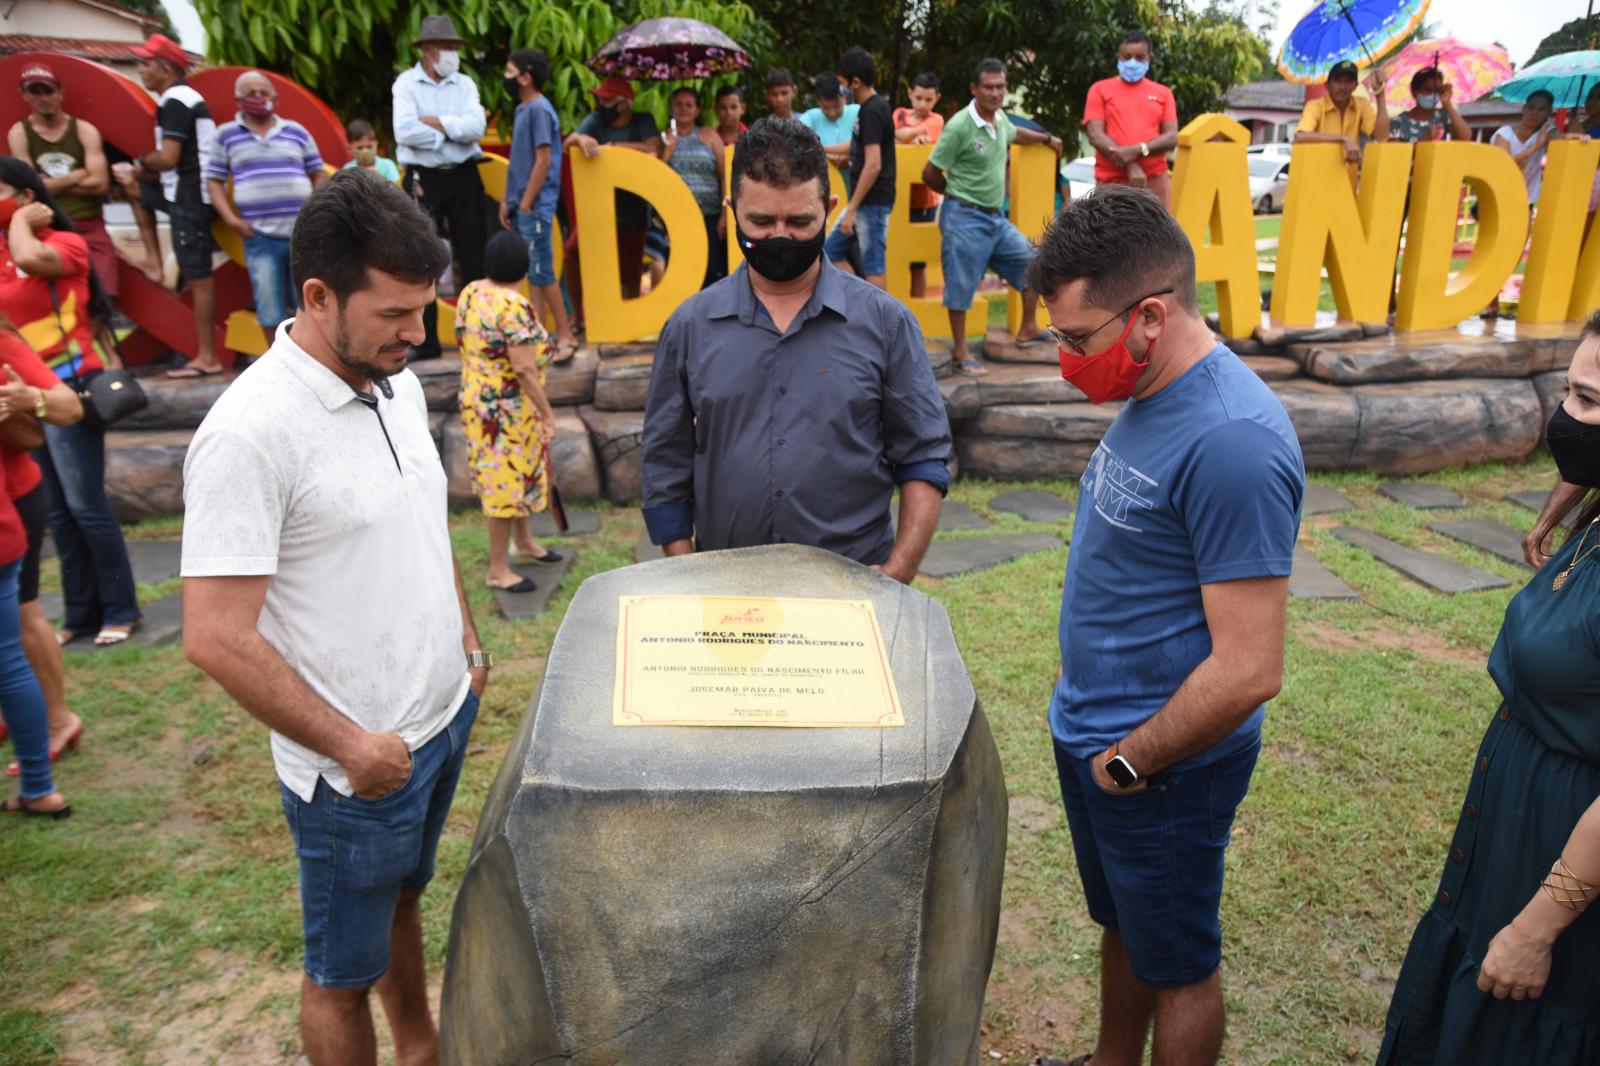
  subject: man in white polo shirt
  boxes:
[181,169,490,1066]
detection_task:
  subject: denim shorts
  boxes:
[1054,737,1260,989]
[938,197,1033,309]
[513,209,557,287]
[824,201,891,277]
[280,688,479,989]
[243,233,294,329]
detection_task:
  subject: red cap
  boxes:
[590,75,635,101]
[18,63,58,89]
[132,34,189,70]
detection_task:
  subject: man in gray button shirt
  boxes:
[641,117,952,583]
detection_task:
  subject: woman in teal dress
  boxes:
[1380,311,1600,1063]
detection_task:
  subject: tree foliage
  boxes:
[741,0,1268,141]
[1527,17,1598,68]
[192,0,767,140]
[117,0,176,38]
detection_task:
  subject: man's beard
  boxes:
[334,315,409,396]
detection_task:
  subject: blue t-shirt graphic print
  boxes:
[1050,345,1305,768]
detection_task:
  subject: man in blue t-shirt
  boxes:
[1026,186,1304,1066]
[502,47,578,361]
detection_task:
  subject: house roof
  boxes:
[0,35,202,65]
[1225,81,1306,111]
[63,0,163,30]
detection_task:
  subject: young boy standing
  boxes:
[894,71,944,297]
[502,47,579,361]
[763,68,797,122]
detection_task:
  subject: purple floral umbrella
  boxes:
[588,17,750,80]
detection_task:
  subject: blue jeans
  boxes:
[244,233,295,329]
[824,202,892,277]
[280,688,479,988]
[938,197,1034,309]
[36,419,140,632]
[511,208,558,287]
[0,559,52,798]
[1055,737,1260,988]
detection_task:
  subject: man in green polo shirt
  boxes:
[923,57,1061,376]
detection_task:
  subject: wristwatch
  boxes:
[1105,743,1140,788]
[32,388,46,418]
[1139,142,1150,157]
[466,650,494,670]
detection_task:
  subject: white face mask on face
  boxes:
[433,50,460,78]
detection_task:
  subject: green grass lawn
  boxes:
[0,456,1562,1064]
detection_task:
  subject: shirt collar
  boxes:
[272,319,372,412]
[232,114,284,138]
[966,98,1003,136]
[411,62,456,88]
[708,260,851,329]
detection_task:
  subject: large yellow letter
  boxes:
[1520,139,1600,323]
[573,146,706,343]
[1396,141,1530,331]
[884,143,952,338]
[1004,144,1059,333]
[1271,142,1410,326]
[1170,114,1259,338]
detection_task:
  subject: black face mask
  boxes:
[503,76,523,99]
[735,222,825,283]
[1547,405,1600,487]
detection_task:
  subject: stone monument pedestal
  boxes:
[440,544,1007,1065]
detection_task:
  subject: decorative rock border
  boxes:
[97,319,1583,519]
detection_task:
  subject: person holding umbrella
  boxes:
[1293,60,1390,185]
[1389,67,1473,143]
[391,14,487,361]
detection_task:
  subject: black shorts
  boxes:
[15,483,47,605]
[154,194,216,282]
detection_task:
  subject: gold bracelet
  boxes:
[1540,857,1600,912]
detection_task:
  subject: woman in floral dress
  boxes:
[455,230,562,593]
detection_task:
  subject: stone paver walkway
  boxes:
[1331,526,1507,593]
[989,489,1072,523]
[1379,482,1466,509]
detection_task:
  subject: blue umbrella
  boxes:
[1497,50,1600,109]
[1277,0,1433,85]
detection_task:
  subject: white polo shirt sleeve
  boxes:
[180,428,288,577]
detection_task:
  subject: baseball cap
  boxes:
[132,33,189,71]
[590,75,635,101]
[1327,60,1360,81]
[18,63,58,90]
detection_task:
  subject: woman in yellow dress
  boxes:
[455,229,562,593]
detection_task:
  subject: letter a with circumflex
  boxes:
[1520,139,1600,323]
[1395,141,1530,331]
[1170,115,1258,339]
[571,146,708,343]
[1270,142,1410,327]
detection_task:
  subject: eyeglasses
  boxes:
[1046,288,1174,356]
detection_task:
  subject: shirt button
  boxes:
[1437,889,1451,907]
[1451,848,1464,863]
[776,439,785,446]
[1478,756,1488,772]
[778,386,788,396]
[1464,804,1477,820]
[774,489,785,498]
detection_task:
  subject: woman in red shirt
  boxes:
[0,158,140,647]
[0,325,83,776]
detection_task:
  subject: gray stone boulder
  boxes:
[956,435,1098,480]
[594,354,653,411]
[980,326,1056,364]
[441,544,1007,1066]
[1344,378,1542,474]
[105,429,190,521]
[1534,371,1565,427]
[1289,332,1534,384]
[925,338,953,379]
[977,364,1086,406]
[579,405,644,504]
[1271,380,1361,470]
[411,357,464,412]
[547,347,599,408]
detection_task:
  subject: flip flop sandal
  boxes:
[487,577,538,593]
[2,795,72,820]
[512,548,564,567]
[955,358,989,377]
[93,623,138,646]
[550,342,582,364]
[55,628,84,646]
[1013,335,1052,348]
[165,365,223,379]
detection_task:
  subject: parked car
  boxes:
[1247,142,1293,159]
[1248,155,1291,214]
[1060,155,1096,200]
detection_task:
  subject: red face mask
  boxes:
[1058,310,1156,405]
[0,197,18,228]
[239,95,275,118]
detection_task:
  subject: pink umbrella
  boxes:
[1381,37,1513,110]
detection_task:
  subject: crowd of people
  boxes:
[2,16,1598,1066]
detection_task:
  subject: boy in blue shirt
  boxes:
[502,47,578,361]
[1028,186,1304,1066]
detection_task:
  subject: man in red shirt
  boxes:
[1083,31,1179,208]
